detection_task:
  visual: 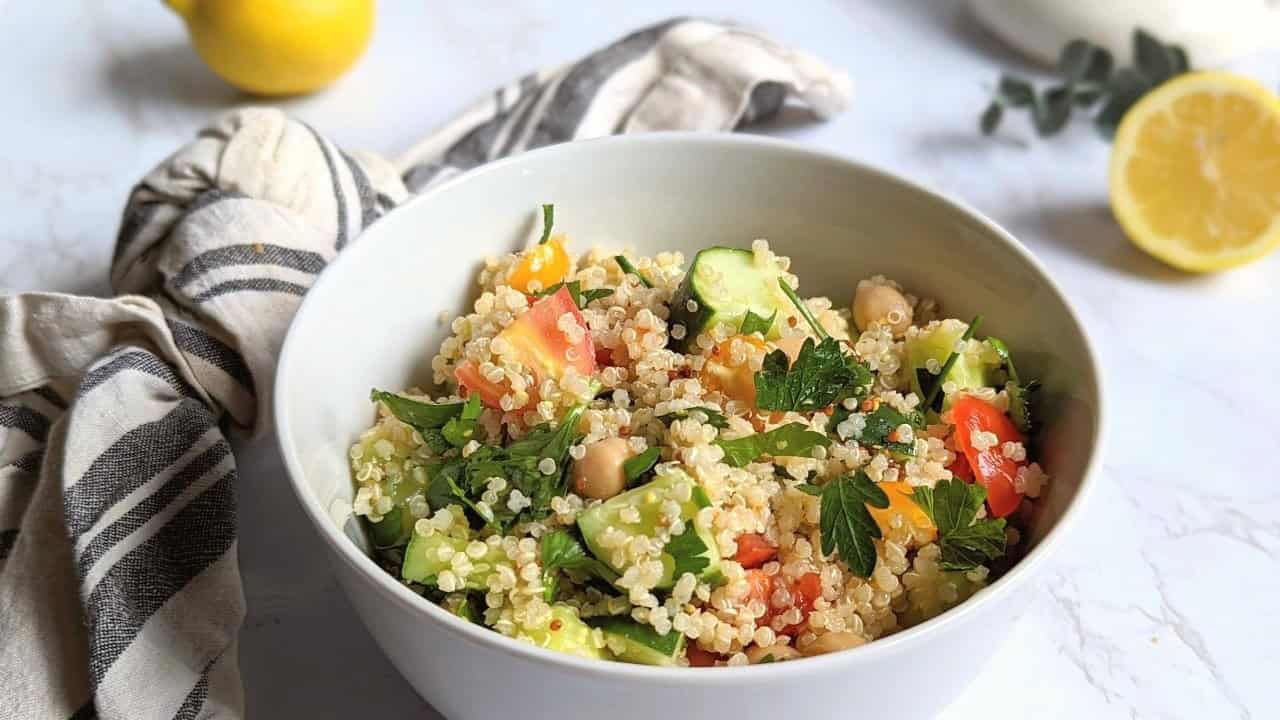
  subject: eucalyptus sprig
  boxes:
[981,28,1191,139]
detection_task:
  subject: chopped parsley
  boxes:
[754,337,872,412]
[658,406,729,430]
[739,309,776,336]
[987,337,1038,436]
[426,403,586,531]
[441,394,483,447]
[538,203,555,244]
[533,279,614,309]
[540,529,619,601]
[614,255,653,288]
[716,422,831,468]
[819,471,890,577]
[776,278,828,339]
[371,389,466,430]
[622,446,661,486]
[912,479,1008,571]
[665,522,711,578]
[858,404,925,454]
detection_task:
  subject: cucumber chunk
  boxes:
[669,247,791,350]
[401,532,508,589]
[590,616,685,666]
[576,469,723,589]
[517,604,605,660]
[907,320,997,409]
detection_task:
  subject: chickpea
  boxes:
[571,437,633,500]
[852,283,913,337]
[801,631,866,657]
[746,644,802,664]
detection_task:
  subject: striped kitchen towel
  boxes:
[0,18,849,720]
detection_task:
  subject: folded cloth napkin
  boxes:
[0,18,849,720]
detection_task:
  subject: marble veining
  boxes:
[2,1,1275,717]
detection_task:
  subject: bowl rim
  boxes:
[274,131,1105,682]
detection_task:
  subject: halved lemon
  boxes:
[1109,71,1280,272]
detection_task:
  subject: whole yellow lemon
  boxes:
[167,0,375,96]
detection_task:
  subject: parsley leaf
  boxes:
[622,447,661,486]
[441,394,483,447]
[795,482,824,497]
[739,309,776,336]
[419,429,454,455]
[658,406,729,430]
[540,529,619,601]
[716,423,831,468]
[426,403,587,531]
[533,279,614,309]
[987,337,1038,436]
[859,404,925,454]
[371,389,465,430]
[912,479,1008,571]
[506,403,586,461]
[754,337,871,412]
[819,472,890,577]
[538,203,555,244]
[665,523,710,579]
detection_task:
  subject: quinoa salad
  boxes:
[349,206,1049,667]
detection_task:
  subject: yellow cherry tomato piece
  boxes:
[509,237,571,294]
[867,481,936,541]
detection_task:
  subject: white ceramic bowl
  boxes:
[275,134,1103,720]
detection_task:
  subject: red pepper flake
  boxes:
[549,619,563,632]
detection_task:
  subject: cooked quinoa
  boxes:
[350,213,1048,667]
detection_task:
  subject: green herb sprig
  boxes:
[981,28,1191,139]
[622,446,661,486]
[538,204,555,244]
[540,529,619,601]
[615,255,653,288]
[912,479,1008,571]
[657,406,729,430]
[739,309,776,336]
[763,278,873,414]
[716,422,830,468]
[819,471,890,577]
[755,337,871,413]
[987,337,1039,436]
[532,279,614,309]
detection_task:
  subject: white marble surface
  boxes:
[3,1,1277,717]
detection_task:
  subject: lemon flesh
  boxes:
[1109,71,1280,272]
[170,0,374,96]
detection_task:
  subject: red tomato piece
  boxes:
[686,643,720,667]
[743,569,822,637]
[947,454,974,482]
[734,533,778,569]
[455,287,596,408]
[951,395,1024,517]
[780,572,822,636]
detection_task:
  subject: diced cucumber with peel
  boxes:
[907,320,996,407]
[517,604,604,660]
[669,247,791,351]
[401,532,508,589]
[576,470,722,589]
[590,616,685,666]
